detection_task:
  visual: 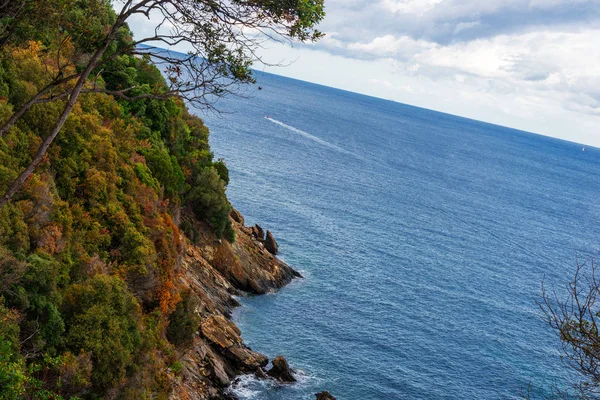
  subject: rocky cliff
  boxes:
[169,209,301,399]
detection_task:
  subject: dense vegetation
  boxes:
[0,4,240,398]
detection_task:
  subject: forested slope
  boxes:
[0,3,298,398]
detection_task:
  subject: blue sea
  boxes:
[200,71,600,399]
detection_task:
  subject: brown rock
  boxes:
[207,354,230,386]
[168,213,303,400]
[254,368,268,379]
[185,216,301,295]
[200,315,242,349]
[251,224,265,241]
[267,355,296,382]
[264,230,278,255]
[227,345,268,370]
[230,208,244,225]
[315,391,337,400]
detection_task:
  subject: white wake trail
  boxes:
[265,117,355,156]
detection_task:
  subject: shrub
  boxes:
[0,246,26,296]
[57,351,92,398]
[186,167,233,240]
[213,159,229,185]
[121,225,157,274]
[134,162,159,190]
[142,147,185,198]
[8,254,66,354]
[0,300,26,400]
[166,292,200,347]
[63,275,142,390]
[170,360,183,375]
[0,340,26,400]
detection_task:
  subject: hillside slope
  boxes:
[0,27,299,400]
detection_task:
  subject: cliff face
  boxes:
[170,211,300,399]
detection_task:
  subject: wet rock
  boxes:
[264,230,278,255]
[267,356,296,382]
[315,391,337,400]
[227,344,268,371]
[251,224,265,241]
[254,368,268,379]
[169,211,303,399]
[199,315,268,375]
[230,208,244,225]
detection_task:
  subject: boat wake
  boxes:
[265,117,355,156]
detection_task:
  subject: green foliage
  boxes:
[2,0,117,52]
[134,162,159,190]
[63,275,142,390]
[180,219,199,244]
[0,203,29,254]
[187,167,233,240]
[121,225,157,274]
[0,300,27,400]
[56,352,93,398]
[0,4,255,396]
[170,360,183,375]
[166,292,200,347]
[0,245,27,296]
[141,147,185,197]
[0,339,27,400]
[9,254,66,354]
[213,159,230,186]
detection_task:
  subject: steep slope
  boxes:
[0,34,300,399]
[171,215,300,399]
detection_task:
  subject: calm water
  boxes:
[200,71,600,399]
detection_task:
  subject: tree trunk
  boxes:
[0,33,117,206]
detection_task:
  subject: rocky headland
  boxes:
[168,208,303,399]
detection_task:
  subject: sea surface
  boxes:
[199,71,600,399]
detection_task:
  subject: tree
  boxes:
[0,0,325,207]
[0,0,27,46]
[63,274,142,390]
[538,260,600,399]
[0,299,27,400]
[187,166,233,239]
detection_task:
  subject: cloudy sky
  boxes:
[129,0,600,146]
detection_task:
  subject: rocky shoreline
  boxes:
[169,208,332,399]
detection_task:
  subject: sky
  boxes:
[127,0,600,146]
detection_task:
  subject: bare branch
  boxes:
[0,72,82,138]
[0,0,324,206]
[538,260,600,398]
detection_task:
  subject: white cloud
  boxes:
[379,0,444,14]
[415,37,518,79]
[347,35,437,58]
[369,78,394,88]
[454,20,481,34]
[331,28,600,121]
[125,0,600,146]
